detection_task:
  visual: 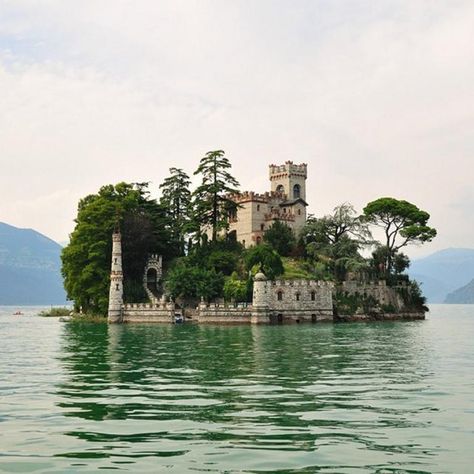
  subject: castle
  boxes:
[107,229,335,324]
[211,161,308,246]
[107,161,425,324]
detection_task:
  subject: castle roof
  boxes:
[279,198,308,207]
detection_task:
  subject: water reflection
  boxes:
[55,321,439,472]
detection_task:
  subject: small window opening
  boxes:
[311,291,316,301]
[296,293,300,301]
[293,184,301,199]
[277,291,283,301]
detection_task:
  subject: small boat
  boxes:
[13,311,23,316]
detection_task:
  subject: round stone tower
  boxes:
[253,272,269,308]
[108,230,123,323]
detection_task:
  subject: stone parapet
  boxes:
[197,304,253,324]
[122,303,175,323]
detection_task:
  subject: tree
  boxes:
[303,203,371,246]
[301,203,371,281]
[165,264,224,301]
[192,150,240,242]
[244,243,284,279]
[159,168,192,255]
[223,273,250,303]
[263,220,295,256]
[61,182,174,315]
[363,197,436,273]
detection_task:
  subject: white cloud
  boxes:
[0,0,473,256]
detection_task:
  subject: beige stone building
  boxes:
[227,161,308,247]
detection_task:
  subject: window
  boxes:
[296,293,300,301]
[277,291,283,301]
[242,239,246,246]
[260,224,264,231]
[283,208,287,213]
[276,184,285,194]
[115,284,119,291]
[257,204,260,211]
[311,291,316,301]
[298,209,301,216]
[293,184,301,199]
[256,236,261,245]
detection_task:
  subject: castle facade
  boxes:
[216,161,308,247]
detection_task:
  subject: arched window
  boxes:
[296,293,300,301]
[311,291,316,301]
[293,184,301,199]
[257,204,260,211]
[242,239,246,246]
[256,236,261,245]
[277,291,283,301]
[276,184,285,194]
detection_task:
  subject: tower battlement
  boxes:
[268,161,307,201]
[269,161,307,179]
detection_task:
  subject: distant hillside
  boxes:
[445,279,474,304]
[408,248,474,303]
[0,222,67,304]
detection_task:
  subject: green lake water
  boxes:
[1,305,473,473]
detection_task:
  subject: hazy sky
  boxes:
[1,0,473,257]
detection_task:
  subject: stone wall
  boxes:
[122,302,175,323]
[339,280,405,311]
[267,279,334,312]
[197,303,253,324]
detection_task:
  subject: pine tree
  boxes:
[159,168,192,255]
[192,150,240,242]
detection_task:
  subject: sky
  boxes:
[0,0,473,257]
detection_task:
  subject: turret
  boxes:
[108,230,123,323]
[269,161,307,201]
[253,272,269,308]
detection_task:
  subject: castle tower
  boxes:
[252,272,269,309]
[108,230,123,323]
[269,161,307,201]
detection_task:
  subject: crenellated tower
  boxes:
[269,161,307,201]
[108,230,124,323]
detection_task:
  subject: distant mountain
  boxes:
[445,279,474,304]
[408,248,474,303]
[0,222,67,305]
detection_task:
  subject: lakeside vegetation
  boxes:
[61,150,437,316]
[39,307,72,317]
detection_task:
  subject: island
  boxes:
[61,150,436,324]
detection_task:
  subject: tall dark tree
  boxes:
[192,150,240,242]
[263,220,295,256]
[61,182,174,314]
[244,244,284,279]
[159,167,192,255]
[363,197,437,273]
